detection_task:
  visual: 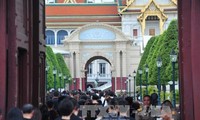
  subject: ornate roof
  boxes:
[138,0,167,21]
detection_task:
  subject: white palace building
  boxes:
[45,0,177,93]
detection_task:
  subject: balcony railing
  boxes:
[87,73,111,78]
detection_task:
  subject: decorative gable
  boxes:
[171,0,177,5]
[119,0,135,14]
[64,0,76,3]
[138,0,167,22]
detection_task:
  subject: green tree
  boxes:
[136,36,157,85]
[46,46,61,90]
[56,53,72,84]
[136,20,178,86]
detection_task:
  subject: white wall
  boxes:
[145,21,160,36]
[135,0,149,5]
[154,0,171,4]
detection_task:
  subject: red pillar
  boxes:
[82,78,86,91]
[191,0,200,119]
[0,0,7,118]
[179,0,200,119]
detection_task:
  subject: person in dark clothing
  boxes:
[52,91,59,111]
[39,104,49,120]
[32,108,42,120]
[69,98,83,120]
[7,107,23,120]
[46,100,59,120]
[56,98,74,120]
[22,104,34,120]
[151,90,158,106]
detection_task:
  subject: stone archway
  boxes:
[84,56,113,91]
[63,23,141,92]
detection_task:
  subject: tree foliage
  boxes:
[46,46,71,90]
[56,53,72,83]
[136,20,178,86]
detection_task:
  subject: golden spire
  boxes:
[119,0,135,14]
[64,0,76,3]
[171,0,177,6]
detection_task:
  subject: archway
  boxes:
[63,23,141,93]
[84,56,112,91]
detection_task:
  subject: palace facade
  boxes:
[45,0,177,92]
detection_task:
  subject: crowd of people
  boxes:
[2,89,180,120]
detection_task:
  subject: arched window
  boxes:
[46,30,55,45]
[70,30,75,34]
[57,30,68,45]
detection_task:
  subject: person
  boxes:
[56,98,74,120]
[118,98,132,120]
[138,95,153,120]
[160,100,174,120]
[7,107,23,120]
[151,90,158,106]
[69,97,83,120]
[46,100,59,120]
[32,108,42,120]
[102,98,119,120]
[52,91,59,111]
[22,104,34,120]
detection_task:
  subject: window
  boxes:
[46,30,55,45]
[87,63,93,74]
[70,30,75,34]
[133,29,138,37]
[146,16,159,21]
[149,29,155,36]
[99,63,106,75]
[57,30,68,45]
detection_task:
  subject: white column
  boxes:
[76,52,82,90]
[54,30,58,47]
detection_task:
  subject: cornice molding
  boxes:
[63,23,129,44]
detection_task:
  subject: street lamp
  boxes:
[157,56,162,105]
[45,62,49,93]
[138,68,143,101]
[170,49,177,107]
[53,67,57,90]
[59,73,62,93]
[145,64,149,95]
[128,74,132,96]
[133,70,136,100]
[63,75,66,90]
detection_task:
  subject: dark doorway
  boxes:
[17,48,28,108]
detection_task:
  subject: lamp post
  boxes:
[145,64,149,95]
[45,62,49,93]
[170,49,177,107]
[59,73,62,93]
[138,68,143,101]
[128,74,132,96]
[63,75,66,91]
[157,56,162,105]
[53,67,57,90]
[133,70,136,100]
